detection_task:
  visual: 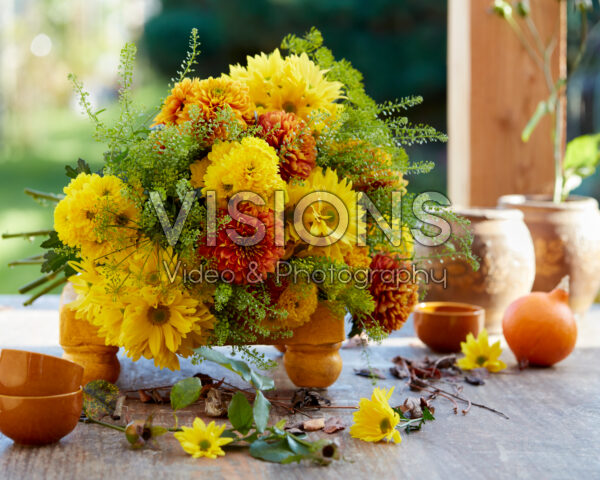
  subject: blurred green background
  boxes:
[0,0,598,294]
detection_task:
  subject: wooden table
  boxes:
[1,296,599,479]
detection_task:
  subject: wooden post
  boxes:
[448,0,567,207]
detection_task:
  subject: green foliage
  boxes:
[228,392,254,434]
[65,158,92,179]
[563,133,600,198]
[170,377,202,411]
[194,347,275,391]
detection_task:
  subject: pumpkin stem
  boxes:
[550,275,570,304]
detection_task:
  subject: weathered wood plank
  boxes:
[448,0,567,207]
[1,301,599,479]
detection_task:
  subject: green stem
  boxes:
[1,230,54,239]
[23,276,68,306]
[505,15,545,72]
[18,267,64,294]
[87,418,126,432]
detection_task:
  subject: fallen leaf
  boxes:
[291,388,331,410]
[205,388,229,417]
[323,417,345,434]
[303,418,325,431]
[464,368,489,386]
[354,368,386,379]
[400,398,422,419]
[390,364,410,379]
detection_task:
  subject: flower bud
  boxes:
[516,0,530,17]
[492,0,512,18]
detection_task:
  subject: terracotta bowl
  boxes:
[413,302,485,353]
[0,349,83,397]
[0,388,82,445]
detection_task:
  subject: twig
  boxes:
[1,230,54,239]
[462,398,472,416]
[24,188,64,203]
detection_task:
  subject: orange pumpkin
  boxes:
[502,286,577,367]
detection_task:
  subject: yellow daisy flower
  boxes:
[287,167,365,262]
[202,137,286,206]
[457,329,507,373]
[174,418,233,459]
[120,287,199,370]
[229,48,343,125]
[350,386,402,444]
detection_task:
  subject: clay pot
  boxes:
[498,194,600,315]
[415,207,535,333]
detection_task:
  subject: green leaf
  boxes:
[170,377,202,411]
[150,426,168,437]
[563,134,600,198]
[253,390,271,433]
[286,435,311,456]
[65,158,92,179]
[564,134,600,171]
[83,380,120,420]
[422,407,435,421]
[249,438,296,463]
[194,347,274,391]
[228,392,254,434]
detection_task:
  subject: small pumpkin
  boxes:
[502,279,577,367]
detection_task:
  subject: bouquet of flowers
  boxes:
[7,28,465,371]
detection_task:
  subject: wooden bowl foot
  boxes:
[283,342,342,388]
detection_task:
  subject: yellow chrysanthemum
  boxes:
[263,282,318,330]
[457,329,507,373]
[287,167,365,262]
[190,157,211,189]
[174,418,233,459]
[54,173,140,259]
[229,49,343,126]
[120,287,199,370]
[202,137,286,205]
[350,387,402,444]
[343,245,372,268]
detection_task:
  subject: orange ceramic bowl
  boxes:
[0,388,82,445]
[413,302,485,353]
[0,349,83,397]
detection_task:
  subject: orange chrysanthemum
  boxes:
[257,111,317,181]
[197,204,284,284]
[367,254,419,333]
[194,76,255,124]
[152,76,255,137]
[152,78,201,126]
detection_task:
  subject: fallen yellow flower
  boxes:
[457,328,507,373]
[350,386,402,444]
